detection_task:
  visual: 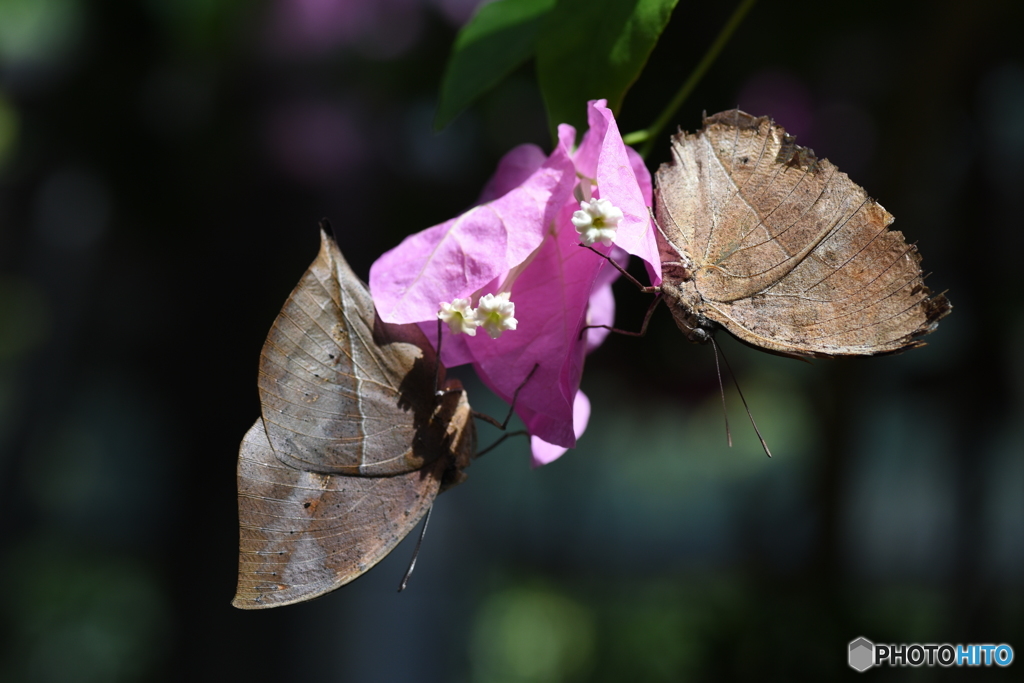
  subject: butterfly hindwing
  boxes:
[233,417,445,609]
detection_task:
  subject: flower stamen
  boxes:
[475,292,518,339]
[438,298,480,336]
[572,198,623,246]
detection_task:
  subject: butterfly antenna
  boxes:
[709,336,732,448]
[398,505,433,592]
[712,337,773,458]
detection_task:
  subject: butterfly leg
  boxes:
[474,429,529,458]
[401,363,534,591]
[580,293,663,339]
[577,243,659,294]
[575,242,664,338]
[471,363,539,430]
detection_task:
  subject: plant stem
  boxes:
[635,0,759,159]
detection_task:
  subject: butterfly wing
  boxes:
[232,417,446,609]
[258,230,438,475]
[235,232,477,608]
[656,110,949,357]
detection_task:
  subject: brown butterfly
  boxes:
[653,109,950,358]
[233,228,476,609]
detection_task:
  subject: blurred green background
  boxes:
[1,0,1022,680]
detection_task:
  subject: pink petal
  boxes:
[584,280,615,353]
[582,100,662,285]
[623,145,662,287]
[466,198,608,448]
[530,390,591,466]
[583,245,629,351]
[369,102,657,459]
[571,100,607,180]
[369,142,575,324]
[416,318,475,366]
[583,246,630,352]
[593,245,629,290]
[557,123,577,156]
[626,145,652,205]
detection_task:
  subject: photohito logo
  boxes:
[848,637,1014,671]
[849,638,874,672]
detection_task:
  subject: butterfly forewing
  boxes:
[258,230,436,475]
[655,110,950,357]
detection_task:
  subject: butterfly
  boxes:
[653,109,950,358]
[233,228,476,609]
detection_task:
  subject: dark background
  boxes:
[1,0,1022,680]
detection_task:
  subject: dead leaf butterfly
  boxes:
[233,229,475,609]
[653,109,950,358]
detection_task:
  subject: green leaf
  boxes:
[536,0,679,139]
[435,0,556,131]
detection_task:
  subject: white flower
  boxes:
[474,292,518,339]
[438,298,480,336]
[571,197,623,246]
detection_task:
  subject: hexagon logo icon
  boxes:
[849,637,874,672]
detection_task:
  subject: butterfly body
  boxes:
[653,110,950,358]
[655,247,715,345]
[234,230,476,609]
